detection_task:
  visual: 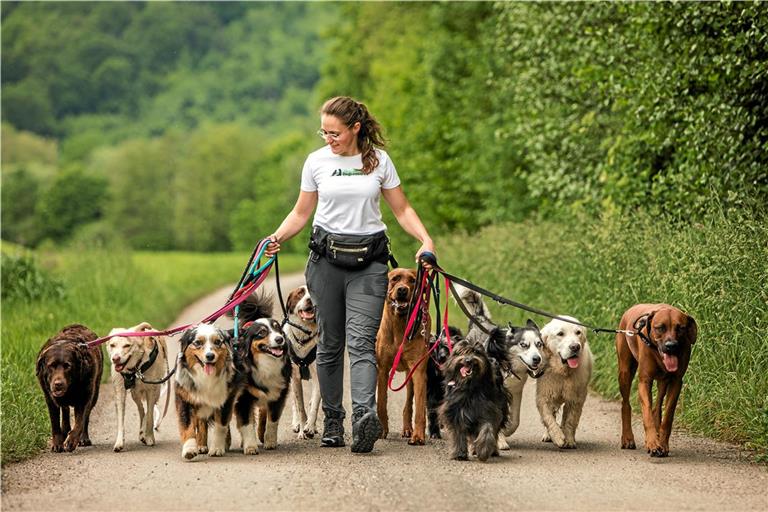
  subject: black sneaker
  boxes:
[321,415,345,447]
[351,408,382,453]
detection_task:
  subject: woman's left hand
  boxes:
[415,240,437,270]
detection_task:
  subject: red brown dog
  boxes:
[376,268,431,445]
[615,303,697,457]
[36,324,104,452]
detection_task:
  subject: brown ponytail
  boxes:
[321,96,386,174]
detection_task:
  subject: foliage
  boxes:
[0,252,65,302]
[438,206,768,458]
[34,166,108,243]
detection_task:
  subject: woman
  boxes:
[265,96,435,453]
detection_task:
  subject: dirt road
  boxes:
[3,275,766,511]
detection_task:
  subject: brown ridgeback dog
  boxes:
[615,303,697,457]
[376,268,431,445]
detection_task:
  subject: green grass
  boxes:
[436,209,768,459]
[0,248,306,463]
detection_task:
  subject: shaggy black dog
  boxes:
[438,338,511,461]
[426,326,463,439]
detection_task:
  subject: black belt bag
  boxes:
[309,226,391,269]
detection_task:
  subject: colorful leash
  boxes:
[387,252,453,391]
[85,239,275,348]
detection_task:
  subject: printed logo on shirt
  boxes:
[331,168,364,177]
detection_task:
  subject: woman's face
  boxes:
[320,114,360,156]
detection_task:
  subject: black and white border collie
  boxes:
[233,292,292,453]
[283,285,321,439]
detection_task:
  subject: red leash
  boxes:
[85,240,274,348]
[387,268,453,391]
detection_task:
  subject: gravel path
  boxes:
[2,274,766,511]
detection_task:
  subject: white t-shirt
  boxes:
[300,146,401,234]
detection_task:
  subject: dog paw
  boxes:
[402,428,413,438]
[263,441,277,450]
[243,444,259,455]
[407,436,425,446]
[621,438,636,450]
[380,428,389,439]
[141,435,155,446]
[51,443,64,453]
[63,434,79,452]
[429,431,442,440]
[198,445,209,454]
[561,440,577,449]
[292,423,301,433]
[649,445,669,458]
[451,454,469,461]
[79,437,92,447]
[208,446,226,457]
[541,432,552,443]
[550,431,567,448]
[497,436,511,451]
[113,443,124,452]
[182,440,198,460]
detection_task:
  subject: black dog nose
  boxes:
[275,336,284,345]
[569,343,581,353]
[205,352,216,362]
[532,355,541,365]
[664,340,679,352]
[396,287,408,299]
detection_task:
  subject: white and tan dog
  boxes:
[536,316,593,449]
[284,285,322,439]
[106,322,169,452]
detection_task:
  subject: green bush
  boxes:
[1,252,65,302]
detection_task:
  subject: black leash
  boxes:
[417,252,633,337]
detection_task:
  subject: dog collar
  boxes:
[121,340,159,390]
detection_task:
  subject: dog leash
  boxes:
[418,253,635,337]
[84,239,277,348]
[387,256,454,392]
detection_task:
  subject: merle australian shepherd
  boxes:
[439,337,511,462]
[233,292,292,453]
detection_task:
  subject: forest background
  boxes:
[2,2,766,461]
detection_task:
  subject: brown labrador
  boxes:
[615,304,697,457]
[375,268,431,445]
[36,324,104,452]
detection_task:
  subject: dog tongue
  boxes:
[662,353,679,372]
[204,363,216,375]
[460,366,470,377]
[567,357,580,369]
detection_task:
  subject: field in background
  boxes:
[1,247,306,463]
[437,209,767,460]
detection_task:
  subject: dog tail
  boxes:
[452,283,494,334]
[474,424,498,462]
[232,291,275,324]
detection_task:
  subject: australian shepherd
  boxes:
[233,292,292,453]
[175,323,242,460]
[283,285,321,439]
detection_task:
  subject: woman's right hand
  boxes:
[265,234,281,258]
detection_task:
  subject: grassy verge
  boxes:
[436,209,768,460]
[1,248,305,464]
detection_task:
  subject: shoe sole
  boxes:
[321,436,345,447]
[351,413,382,453]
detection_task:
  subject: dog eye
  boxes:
[557,331,564,337]
[536,341,543,348]
[62,362,71,370]
[193,340,203,347]
[123,344,130,349]
[575,330,582,336]
[521,342,529,348]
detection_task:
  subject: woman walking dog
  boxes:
[265,96,435,453]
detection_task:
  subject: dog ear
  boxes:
[35,352,46,378]
[134,322,153,332]
[526,318,540,331]
[505,323,519,345]
[685,314,698,345]
[286,289,301,314]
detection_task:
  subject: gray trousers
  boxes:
[305,251,388,419]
